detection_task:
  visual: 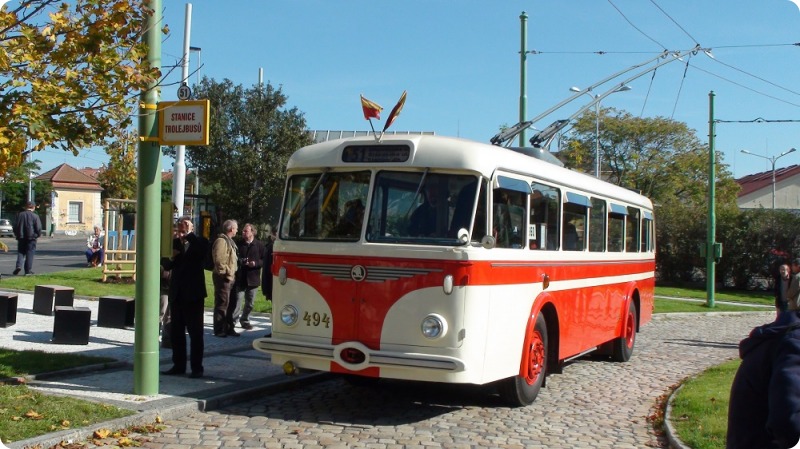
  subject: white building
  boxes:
[736,164,800,210]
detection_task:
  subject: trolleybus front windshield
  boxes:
[281,171,371,241]
[366,171,480,246]
[280,170,481,246]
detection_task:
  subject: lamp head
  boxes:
[569,87,581,93]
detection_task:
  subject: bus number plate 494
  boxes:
[303,311,331,328]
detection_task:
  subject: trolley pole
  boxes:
[134,0,162,395]
[519,11,528,147]
[706,91,716,308]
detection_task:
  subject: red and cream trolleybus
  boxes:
[253,133,655,406]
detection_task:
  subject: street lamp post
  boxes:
[740,147,797,209]
[569,85,631,178]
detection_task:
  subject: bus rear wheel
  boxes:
[611,301,637,362]
[499,313,547,406]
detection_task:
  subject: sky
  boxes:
[30,0,800,180]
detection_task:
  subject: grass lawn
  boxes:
[0,349,133,444]
[669,359,740,449]
[0,267,272,313]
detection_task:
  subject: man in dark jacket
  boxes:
[233,223,266,330]
[12,201,42,276]
[727,311,800,448]
[161,216,209,379]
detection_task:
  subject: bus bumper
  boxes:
[253,337,465,376]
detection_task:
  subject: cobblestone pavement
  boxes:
[136,312,771,449]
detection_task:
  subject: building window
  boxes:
[68,202,83,223]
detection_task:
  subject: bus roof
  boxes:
[286,134,653,210]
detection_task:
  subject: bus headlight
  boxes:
[421,314,447,339]
[280,305,299,326]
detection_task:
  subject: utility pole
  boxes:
[706,91,716,308]
[172,3,192,218]
[133,0,162,395]
[519,11,528,147]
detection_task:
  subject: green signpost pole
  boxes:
[134,0,162,395]
[706,91,716,308]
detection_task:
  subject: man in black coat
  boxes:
[161,216,209,379]
[12,201,42,276]
[233,223,266,330]
[727,311,800,448]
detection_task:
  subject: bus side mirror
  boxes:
[481,235,496,249]
[457,228,469,245]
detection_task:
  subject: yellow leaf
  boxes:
[117,436,135,446]
[24,410,43,420]
[94,428,111,439]
[154,416,163,424]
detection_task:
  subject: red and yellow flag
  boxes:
[382,91,407,132]
[360,95,383,120]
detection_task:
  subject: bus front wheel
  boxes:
[611,301,637,362]
[499,313,548,406]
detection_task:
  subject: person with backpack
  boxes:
[726,310,800,448]
[161,216,209,379]
[211,219,239,337]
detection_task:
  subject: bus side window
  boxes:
[589,198,606,252]
[608,213,625,252]
[493,188,524,249]
[626,207,640,252]
[529,182,560,250]
[563,202,587,251]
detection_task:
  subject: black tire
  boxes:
[498,313,548,406]
[611,301,637,362]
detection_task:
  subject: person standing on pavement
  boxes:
[12,201,42,276]
[161,216,209,378]
[776,263,791,315]
[212,219,239,337]
[726,310,800,449]
[785,259,800,311]
[261,224,276,301]
[233,223,266,330]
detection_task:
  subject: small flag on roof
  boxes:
[382,91,407,132]
[360,95,383,120]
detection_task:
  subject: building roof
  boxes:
[736,164,800,197]
[79,167,101,180]
[36,163,103,192]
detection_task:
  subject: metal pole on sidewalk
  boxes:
[172,3,192,218]
[134,0,162,395]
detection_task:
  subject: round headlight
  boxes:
[280,305,299,326]
[421,314,447,339]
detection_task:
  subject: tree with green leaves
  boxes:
[168,78,312,227]
[97,130,137,201]
[1,158,50,218]
[0,0,162,176]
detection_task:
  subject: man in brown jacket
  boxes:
[211,219,239,337]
